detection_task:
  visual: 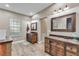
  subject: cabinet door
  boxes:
[0,44,7,56]
[50,40,65,56]
[32,34,37,44]
[50,40,57,56]
[56,41,65,56]
[6,43,12,56]
[0,43,12,56]
[56,48,65,56]
[66,43,77,56]
[26,33,31,42]
[45,38,50,53]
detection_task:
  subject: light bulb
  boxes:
[58,8,62,13]
[53,10,57,14]
[5,4,10,8]
[64,5,69,11]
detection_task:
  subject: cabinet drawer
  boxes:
[66,44,77,53]
[57,48,64,52]
[50,41,57,46]
[56,41,64,47]
[56,48,65,56]
[57,52,64,56]
[56,45,64,49]
[50,49,56,56]
[66,52,77,56]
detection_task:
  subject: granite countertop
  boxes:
[45,36,79,45]
[0,30,13,44]
[0,37,13,44]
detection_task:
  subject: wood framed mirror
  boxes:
[51,13,76,32]
[31,22,37,30]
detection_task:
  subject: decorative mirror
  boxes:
[51,13,76,32]
[26,24,30,32]
[31,22,37,30]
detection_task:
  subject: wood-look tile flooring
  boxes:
[12,40,50,56]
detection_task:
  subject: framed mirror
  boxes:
[31,22,37,30]
[51,13,76,32]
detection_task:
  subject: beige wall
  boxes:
[40,18,48,42]
[31,14,42,43]
[40,18,47,33]
[38,3,79,38]
[38,3,79,18]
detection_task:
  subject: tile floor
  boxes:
[12,40,50,56]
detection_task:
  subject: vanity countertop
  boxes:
[0,37,13,44]
[0,30,13,44]
[45,36,79,45]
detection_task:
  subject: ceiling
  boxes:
[0,3,52,16]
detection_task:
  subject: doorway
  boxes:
[40,17,47,43]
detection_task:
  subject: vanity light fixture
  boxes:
[5,4,10,8]
[53,5,69,14]
[58,8,62,13]
[63,5,69,11]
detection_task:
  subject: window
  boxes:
[9,19,21,36]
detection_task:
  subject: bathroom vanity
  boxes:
[45,34,79,56]
[45,12,79,56]
[0,30,13,56]
[0,39,13,56]
[26,32,38,44]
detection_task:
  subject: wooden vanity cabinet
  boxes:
[0,40,12,56]
[45,37,79,56]
[56,41,65,56]
[26,33,31,42]
[50,40,65,56]
[66,43,78,56]
[26,32,38,44]
[45,38,50,53]
[50,39,57,56]
[45,38,65,56]
[31,32,37,44]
